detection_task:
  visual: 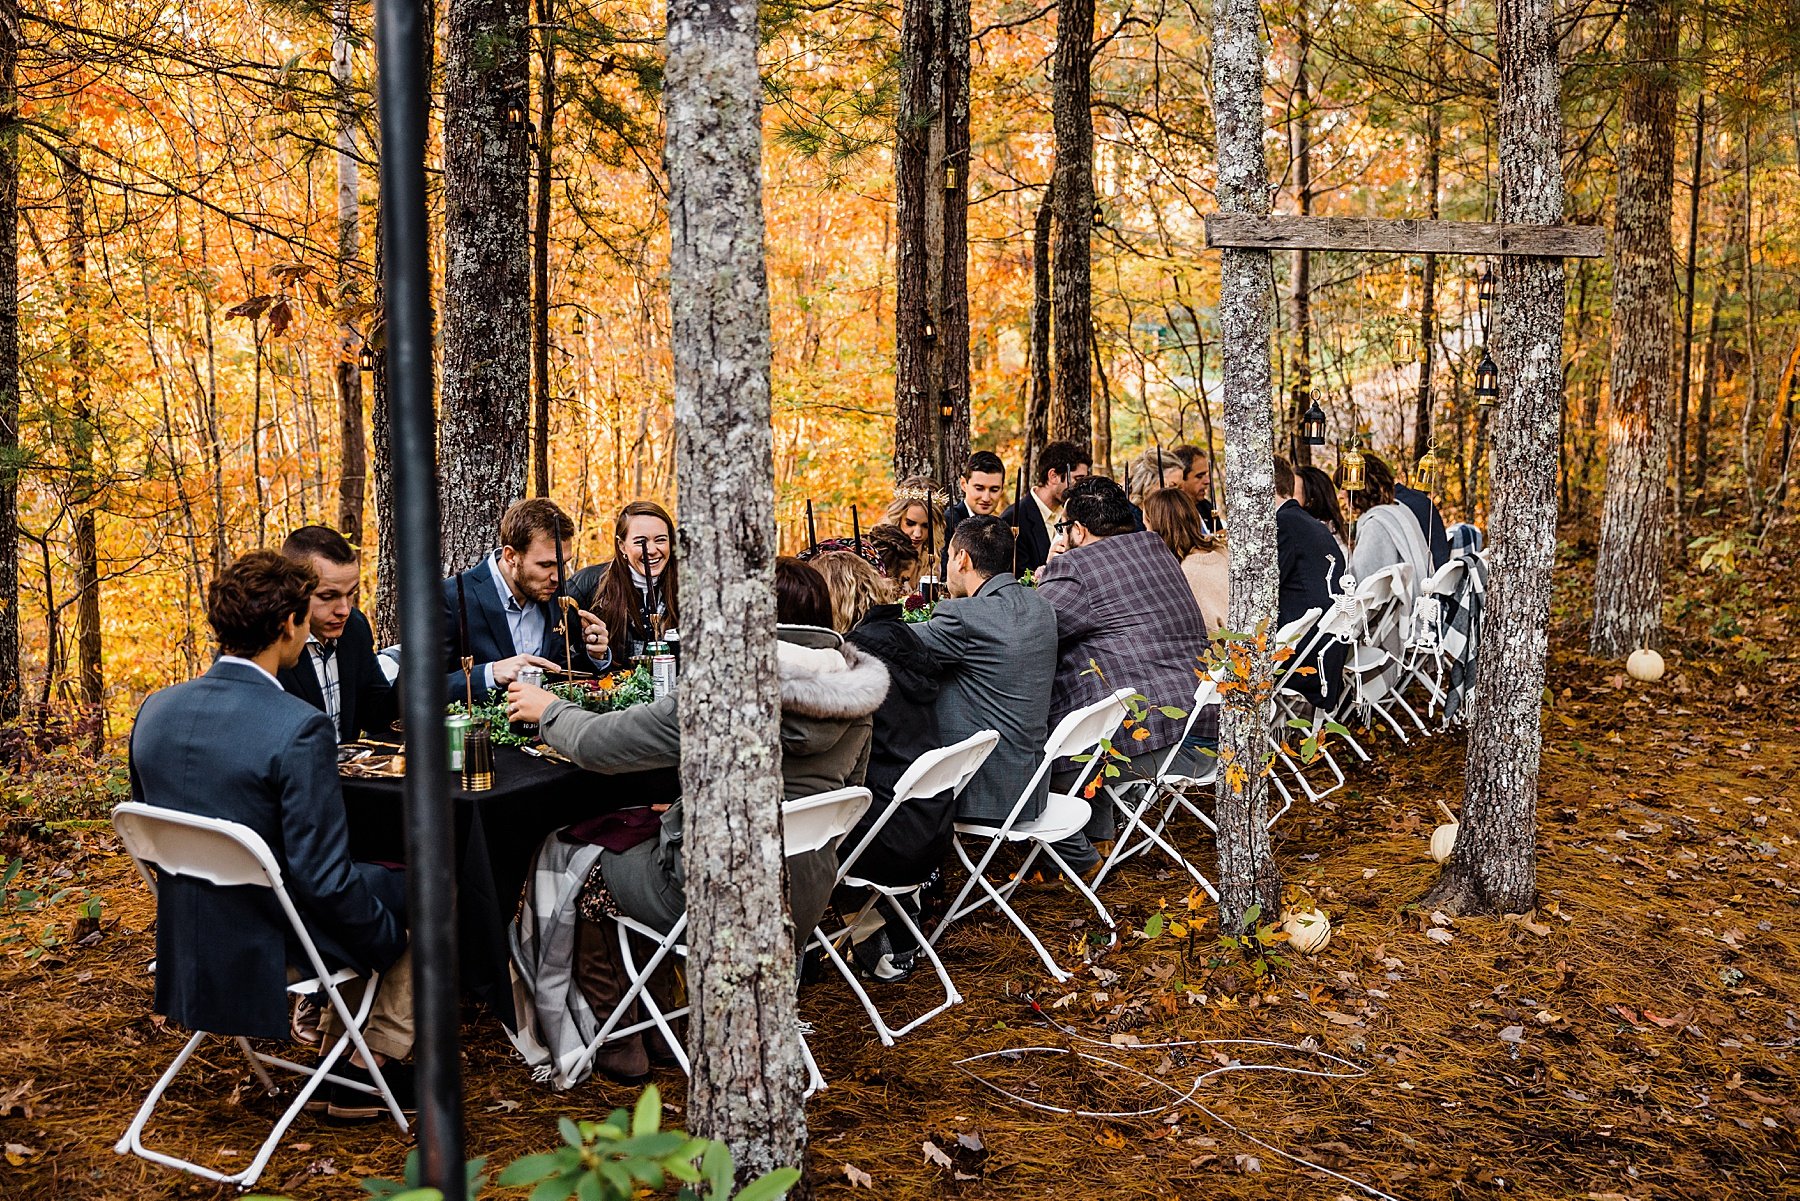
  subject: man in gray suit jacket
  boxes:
[129,550,413,1119]
[910,515,1058,823]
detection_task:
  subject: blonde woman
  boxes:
[882,477,944,568]
[1126,448,1185,505]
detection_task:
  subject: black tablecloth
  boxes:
[341,747,680,1026]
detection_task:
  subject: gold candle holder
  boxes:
[462,719,495,792]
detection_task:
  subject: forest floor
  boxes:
[3,520,1797,1200]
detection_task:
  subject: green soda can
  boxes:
[446,713,472,772]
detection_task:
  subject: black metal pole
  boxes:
[373,0,464,1193]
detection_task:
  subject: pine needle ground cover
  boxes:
[2,528,1795,1200]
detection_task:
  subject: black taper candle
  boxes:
[805,498,817,553]
[852,504,861,555]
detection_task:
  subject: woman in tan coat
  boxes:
[1141,487,1228,633]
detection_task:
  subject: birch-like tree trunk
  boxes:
[1423,0,1566,916]
[1049,0,1094,454]
[665,0,806,1181]
[440,0,531,569]
[0,0,15,720]
[1286,19,1313,468]
[332,0,367,540]
[1590,0,1677,657]
[892,0,935,480]
[1209,0,1281,932]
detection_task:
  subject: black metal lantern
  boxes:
[939,391,955,422]
[505,100,529,128]
[358,341,379,372]
[1477,262,1497,305]
[1475,351,1500,406]
[1302,396,1327,446]
[922,317,938,343]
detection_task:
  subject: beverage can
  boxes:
[646,641,677,700]
[513,666,545,738]
[445,713,471,772]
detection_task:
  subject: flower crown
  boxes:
[895,483,950,508]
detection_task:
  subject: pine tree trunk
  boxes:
[440,0,531,570]
[1209,0,1281,933]
[1286,20,1313,468]
[1422,0,1566,916]
[59,150,104,730]
[532,0,554,497]
[1673,89,1704,531]
[1414,99,1442,463]
[938,0,971,476]
[0,0,15,721]
[892,0,935,480]
[1049,0,1094,455]
[1025,182,1054,467]
[664,0,808,1181]
[333,0,367,540]
[1590,0,1677,658]
[1693,303,1718,496]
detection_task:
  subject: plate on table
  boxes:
[339,748,407,778]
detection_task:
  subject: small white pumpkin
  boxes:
[1430,799,1459,864]
[1625,647,1665,682]
[1282,908,1332,954]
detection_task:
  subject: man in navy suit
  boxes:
[440,498,612,698]
[130,550,413,1118]
[276,525,397,742]
[1001,440,1090,575]
[940,451,1007,577]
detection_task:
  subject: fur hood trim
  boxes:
[777,640,890,720]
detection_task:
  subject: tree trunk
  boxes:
[1422,0,1565,917]
[1049,0,1094,455]
[0,0,15,721]
[1589,0,1676,658]
[1693,301,1719,495]
[664,0,808,1182]
[1673,88,1704,534]
[440,0,531,570]
[333,0,367,540]
[1024,182,1054,469]
[1414,102,1442,463]
[891,0,935,480]
[58,150,104,731]
[1208,0,1281,933]
[1738,113,1762,528]
[1286,19,1313,468]
[532,0,554,497]
[938,0,971,478]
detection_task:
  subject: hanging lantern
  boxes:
[922,316,938,343]
[944,162,957,191]
[1415,446,1443,492]
[506,100,529,128]
[1477,262,1498,305]
[358,342,379,373]
[1475,352,1501,406]
[939,391,955,422]
[1302,396,1327,446]
[1340,444,1366,491]
[1395,326,1417,365]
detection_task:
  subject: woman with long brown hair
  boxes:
[1140,486,1228,633]
[566,501,680,663]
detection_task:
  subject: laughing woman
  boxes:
[567,501,680,663]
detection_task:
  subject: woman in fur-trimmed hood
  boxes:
[776,622,890,801]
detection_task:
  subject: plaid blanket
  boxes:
[1440,551,1489,724]
[506,834,606,1090]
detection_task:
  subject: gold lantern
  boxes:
[1415,446,1443,492]
[1340,444,1366,491]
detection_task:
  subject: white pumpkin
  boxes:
[1626,647,1665,682]
[1282,908,1332,954]
[1430,799,1459,863]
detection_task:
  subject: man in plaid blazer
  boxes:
[1035,476,1214,871]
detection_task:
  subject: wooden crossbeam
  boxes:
[1204,214,1606,258]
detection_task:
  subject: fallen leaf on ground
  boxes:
[1426,928,1454,944]
[1499,1025,1527,1044]
[922,1140,954,1169]
[843,1163,874,1188]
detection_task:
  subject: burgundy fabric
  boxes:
[561,806,663,854]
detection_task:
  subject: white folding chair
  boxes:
[1268,605,1362,809]
[929,688,1133,983]
[1091,678,1222,896]
[1397,557,1468,721]
[810,731,998,1045]
[1335,565,1431,741]
[568,787,873,1097]
[110,802,408,1189]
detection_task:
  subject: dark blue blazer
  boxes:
[440,554,602,696]
[1000,498,1053,575]
[276,608,397,742]
[1394,484,1450,571]
[129,660,407,1039]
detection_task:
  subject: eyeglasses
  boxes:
[1054,520,1076,533]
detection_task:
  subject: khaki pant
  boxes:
[307,949,415,1062]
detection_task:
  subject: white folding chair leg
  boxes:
[1092,782,1214,895]
[813,887,962,1046]
[569,916,691,1085]
[935,835,1074,982]
[798,1024,826,1098]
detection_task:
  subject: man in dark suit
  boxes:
[276,525,398,742]
[940,451,1007,576]
[1275,455,1346,707]
[130,550,413,1117]
[1001,440,1090,575]
[441,498,611,698]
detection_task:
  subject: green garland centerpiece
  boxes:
[449,664,657,747]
